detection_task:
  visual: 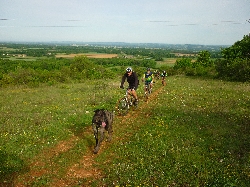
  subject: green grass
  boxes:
[96,76,250,186]
[0,76,250,186]
[0,80,119,185]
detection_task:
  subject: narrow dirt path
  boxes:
[14,136,79,186]
[15,85,165,187]
[55,85,165,186]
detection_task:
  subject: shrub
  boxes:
[216,58,250,82]
[174,58,192,70]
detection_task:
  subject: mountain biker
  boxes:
[154,69,161,80]
[142,68,154,93]
[120,67,139,105]
[161,70,167,86]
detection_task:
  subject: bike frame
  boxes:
[117,88,136,116]
[144,82,152,101]
[161,77,166,86]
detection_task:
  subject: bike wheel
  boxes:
[131,98,138,109]
[162,80,166,86]
[149,87,152,94]
[117,97,129,116]
[144,91,148,101]
[144,86,149,101]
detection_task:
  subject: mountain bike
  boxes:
[117,89,138,116]
[161,77,166,86]
[144,83,152,101]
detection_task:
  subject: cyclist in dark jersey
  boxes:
[161,70,167,86]
[161,70,167,79]
[120,67,139,105]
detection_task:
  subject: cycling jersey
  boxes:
[143,71,153,83]
[121,71,139,90]
[161,72,167,77]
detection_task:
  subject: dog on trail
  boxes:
[92,109,114,154]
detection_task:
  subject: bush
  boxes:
[174,58,192,70]
[216,58,250,82]
[215,35,250,82]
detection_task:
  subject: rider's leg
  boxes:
[144,82,148,93]
[131,89,138,105]
[131,89,138,100]
[127,89,132,100]
[150,82,153,92]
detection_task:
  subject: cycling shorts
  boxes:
[128,84,137,90]
[145,81,152,85]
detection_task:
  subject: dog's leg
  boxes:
[107,126,113,142]
[99,126,105,144]
[107,118,113,142]
[94,127,104,154]
[107,113,113,142]
[92,123,99,154]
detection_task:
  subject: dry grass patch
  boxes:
[55,53,118,58]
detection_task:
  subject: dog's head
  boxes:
[92,109,107,127]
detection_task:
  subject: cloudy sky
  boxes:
[1,0,249,45]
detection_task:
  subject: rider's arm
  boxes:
[120,74,126,87]
[142,73,145,82]
[134,72,138,89]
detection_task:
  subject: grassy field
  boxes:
[156,58,177,67]
[0,76,249,186]
[156,58,197,68]
[55,53,118,59]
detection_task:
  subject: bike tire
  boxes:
[144,92,149,101]
[117,97,129,116]
[133,99,139,109]
[144,85,149,101]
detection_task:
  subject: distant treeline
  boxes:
[173,35,250,82]
[0,56,156,87]
[0,35,249,87]
[0,42,222,60]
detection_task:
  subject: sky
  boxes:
[1,0,250,45]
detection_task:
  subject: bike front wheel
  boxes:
[144,91,149,101]
[162,80,166,86]
[117,97,129,116]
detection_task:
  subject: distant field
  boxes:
[2,56,48,61]
[157,57,196,67]
[0,47,17,51]
[156,58,177,67]
[55,53,118,58]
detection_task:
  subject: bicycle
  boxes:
[144,83,152,101]
[117,88,138,116]
[161,78,166,86]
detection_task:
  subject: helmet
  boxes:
[163,71,166,73]
[126,67,132,72]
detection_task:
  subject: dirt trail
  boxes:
[15,85,165,186]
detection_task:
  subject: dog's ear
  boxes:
[94,109,100,113]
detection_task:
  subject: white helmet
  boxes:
[126,67,132,72]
